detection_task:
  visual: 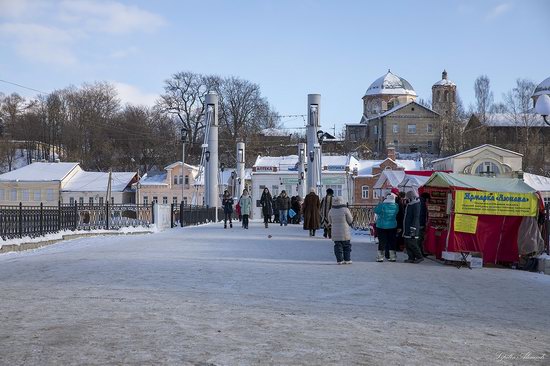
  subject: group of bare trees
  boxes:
[0,72,280,174]
[157,71,280,164]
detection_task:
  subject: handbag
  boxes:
[288,208,296,218]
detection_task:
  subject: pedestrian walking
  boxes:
[272,195,280,223]
[395,190,407,255]
[303,187,320,236]
[419,192,431,257]
[238,189,252,229]
[291,196,302,224]
[328,196,354,264]
[222,190,234,229]
[403,190,423,263]
[374,192,399,262]
[276,190,291,226]
[260,187,273,228]
[320,188,334,238]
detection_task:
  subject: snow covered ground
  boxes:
[0,221,549,365]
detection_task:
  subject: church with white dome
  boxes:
[346,70,457,157]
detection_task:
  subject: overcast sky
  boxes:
[1,0,549,133]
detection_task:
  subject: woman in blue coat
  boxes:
[374,193,399,262]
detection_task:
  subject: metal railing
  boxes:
[171,204,226,227]
[1,202,153,241]
[348,205,376,230]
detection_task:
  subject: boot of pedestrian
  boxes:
[230,223,233,228]
[376,251,385,262]
[265,223,268,228]
[224,224,227,229]
[389,250,397,262]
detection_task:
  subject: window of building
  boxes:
[271,185,279,196]
[184,175,189,185]
[285,184,293,195]
[163,196,168,204]
[143,196,149,205]
[46,189,54,201]
[183,197,188,205]
[88,197,94,205]
[407,124,416,134]
[11,188,17,201]
[99,197,104,205]
[111,197,114,205]
[475,161,500,176]
[545,197,550,208]
[427,124,433,133]
[392,124,399,134]
[179,175,183,184]
[427,141,433,151]
[393,140,399,146]
[79,197,84,205]
[69,197,74,205]
[325,184,343,197]
[174,176,178,185]
[173,196,178,205]
[153,196,158,203]
[373,125,378,135]
[361,185,369,199]
[33,190,41,201]
[373,190,379,200]
[22,189,29,201]
[444,90,449,102]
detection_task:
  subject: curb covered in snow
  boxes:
[0,227,156,254]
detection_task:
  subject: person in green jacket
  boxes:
[374,192,399,262]
[238,189,252,229]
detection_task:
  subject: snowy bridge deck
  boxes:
[0,222,549,365]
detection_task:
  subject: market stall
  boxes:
[420,173,544,264]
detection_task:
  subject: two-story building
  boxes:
[138,162,202,206]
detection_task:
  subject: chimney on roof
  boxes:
[386,144,396,161]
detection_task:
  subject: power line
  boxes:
[0,79,49,95]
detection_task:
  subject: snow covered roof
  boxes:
[322,155,359,169]
[533,76,550,97]
[355,160,384,176]
[260,128,292,137]
[431,144,523,164]
[139,172,168,186]
[164,162,199,171]
[394,159,423,170]
[0,162,80,182]
[523,173,550,192]
[63,171,136,192]
[364,70,417,97]
[399,174,430,188]
[433,79,456,87]
[433,70,456,87]
[373,170,406,189]
[253,155,300,172]
[424,173,536,193]
[479,113,549,127]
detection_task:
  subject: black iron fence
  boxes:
[171,204,226,227]
[1,202,153,241]
[348,205,376,231]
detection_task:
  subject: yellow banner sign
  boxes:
[455,191,537,217]
[454,213,478,234]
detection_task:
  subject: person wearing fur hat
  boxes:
[328,196,354,264]
[320,188,334,238]
[303,187,321,236]
[374,192,399,262]
[403,190,424,263]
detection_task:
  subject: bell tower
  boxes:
[432,70,457,117]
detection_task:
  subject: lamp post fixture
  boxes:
[535,94,550,126]
[181,127,188,206]
[205,150,210,162]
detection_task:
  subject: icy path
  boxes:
[0,222,549,365]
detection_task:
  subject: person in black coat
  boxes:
[403,190,423,263]
[272,195,280,223]
[222,190,234,229]
[260,187,273,228]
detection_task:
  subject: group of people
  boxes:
[374,188,429,264]
[222,186,354,265]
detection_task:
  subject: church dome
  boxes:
[533,76,550,97]
[364,70,417,97]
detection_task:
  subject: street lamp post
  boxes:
[220,163,225,199]
[181,127,188,206]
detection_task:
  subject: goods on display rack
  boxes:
[425,189,449,229]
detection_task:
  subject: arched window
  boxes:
[444,90,449,102]
[436,90,441,102]
[475,161,501,176]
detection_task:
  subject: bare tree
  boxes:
[474,75,494,124]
